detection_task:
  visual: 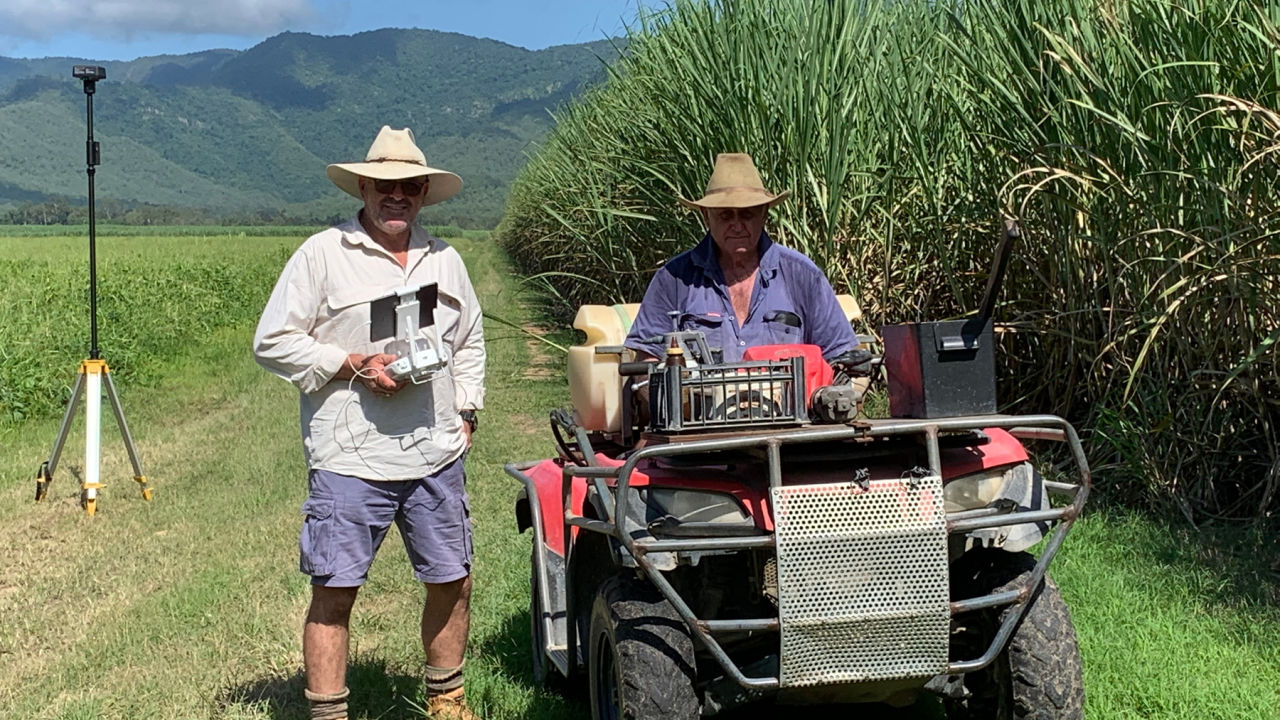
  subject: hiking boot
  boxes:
[426,687,480,720]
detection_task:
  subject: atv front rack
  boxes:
[647,355,809,432]
[507,413,1090,694]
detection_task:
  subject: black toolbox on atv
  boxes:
[881,219,1017,419]
[882,318,996,418]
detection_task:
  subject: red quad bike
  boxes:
[507,224,1087,719]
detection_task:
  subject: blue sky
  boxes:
[0,0,652,60]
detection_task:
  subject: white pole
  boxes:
[85,368,101,504]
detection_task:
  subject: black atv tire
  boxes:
[946,549,1084,720]
[588,573,699,720]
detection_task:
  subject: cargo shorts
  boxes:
[299,454,472,587]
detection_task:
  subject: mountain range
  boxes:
[0,29,622,227]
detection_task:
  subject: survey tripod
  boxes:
[34,65,151,516]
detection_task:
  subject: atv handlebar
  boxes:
[619,361,655,377]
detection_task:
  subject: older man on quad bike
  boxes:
[509,154,1087,720]
[625,153,856,365]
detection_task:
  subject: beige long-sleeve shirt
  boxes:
[253,217,486,481]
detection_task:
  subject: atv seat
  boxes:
[568,296,865,433]
[837,294,863,324]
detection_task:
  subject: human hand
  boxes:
[359,353,404,396]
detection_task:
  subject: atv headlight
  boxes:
[943,468,1009,513]
[637,487,751,525]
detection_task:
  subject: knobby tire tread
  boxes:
[591,574,699,720]
[949,550,1085,720]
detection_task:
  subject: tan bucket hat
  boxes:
[326,126,462,206]
[678,153,791,210]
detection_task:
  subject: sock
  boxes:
[424,661,465,696]
[305,686,350,720]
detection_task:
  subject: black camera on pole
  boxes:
[73,64,106,81]
[73,66,106,168]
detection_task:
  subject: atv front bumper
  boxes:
[508,413,1090,698]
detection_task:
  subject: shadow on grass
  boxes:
[218,658,428,720]
[475,597,947,720]
[475,606,590,719]
[1088,504,1280,608]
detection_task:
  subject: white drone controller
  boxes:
[383,285,445,383]
[386,338,443,382]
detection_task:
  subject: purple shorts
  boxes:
[299,455,472,587]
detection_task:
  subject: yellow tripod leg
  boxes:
[103,368,151,503]
[35,462,52,502]
[37,366,88,502]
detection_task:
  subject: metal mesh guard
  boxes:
[772,476,949,686]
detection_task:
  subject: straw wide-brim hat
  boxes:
[678,153,791,210]
[326,126,462,206]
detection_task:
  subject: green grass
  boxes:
[0,234,296,422]
[1054,510,1280,718]
[0,232,1277,718]
[0,231,578,719]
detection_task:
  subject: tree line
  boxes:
[0,196,345,227]
[0,195,499,229]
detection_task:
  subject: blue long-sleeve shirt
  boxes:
[624,233,856,363]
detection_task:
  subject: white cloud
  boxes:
[0,0,317,41]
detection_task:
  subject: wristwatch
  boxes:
[459,410,478,433]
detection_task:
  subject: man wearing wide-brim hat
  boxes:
[624,152,856,364]
[254,126,485,720]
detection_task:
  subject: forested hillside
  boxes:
[0,29,621,227]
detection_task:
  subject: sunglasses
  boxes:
[372,178,427,196]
